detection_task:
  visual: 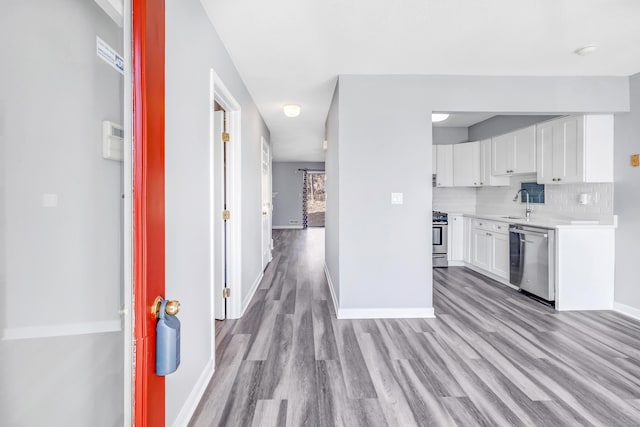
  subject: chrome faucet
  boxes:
[513,189,532,220]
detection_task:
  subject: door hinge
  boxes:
[222,132,230,142]
[222,210,231,221]
[223,288,231,298]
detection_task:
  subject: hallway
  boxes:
[189,229,640,426]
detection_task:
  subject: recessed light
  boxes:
[574,45,597,56]
[432,113,450,123]
[283,104,301,117]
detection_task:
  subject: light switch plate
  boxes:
[391,192,403,205]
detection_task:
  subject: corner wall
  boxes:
[614,72,640,314]
[329,74,629,318]
[165,0,270,424]
[325,83,340,304]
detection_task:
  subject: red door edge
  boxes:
[132,0,165,425]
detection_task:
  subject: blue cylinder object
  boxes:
[156,300,181,376]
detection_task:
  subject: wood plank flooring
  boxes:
[189,229,640,427]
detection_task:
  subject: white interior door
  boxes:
[261,137,272,269]
[213,111,226,320]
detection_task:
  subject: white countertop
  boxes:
[446,212,617,229]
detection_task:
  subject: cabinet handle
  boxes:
[486,232,492,236]
[557,178,562,182]
[474,182,477,185]
[552,178,557,182]
[480,182,484,185]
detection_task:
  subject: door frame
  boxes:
[123,0,133,424]
[210,69,243,320]
[261,135,273,270]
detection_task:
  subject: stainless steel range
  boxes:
[432,211,448,268]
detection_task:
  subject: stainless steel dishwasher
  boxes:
[509,224,556,302]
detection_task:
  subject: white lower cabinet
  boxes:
[490,232,509,279]
[448,214,464,262]
[470,218,509,280]
[471,229,491,271]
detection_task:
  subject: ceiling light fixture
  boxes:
[574,45,598,56]
[283,104,301,117]
[432,113,450,123]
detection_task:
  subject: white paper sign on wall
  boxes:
[96,36,124,75]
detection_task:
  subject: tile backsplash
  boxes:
[433,187,477,213]
[475,174,613,220]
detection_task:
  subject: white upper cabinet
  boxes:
[480,139,510,186]
[432,145,437,175]
[536,115,614,184]
[491,125,536,176]
[435,145,454,187]
[453,141,480,187]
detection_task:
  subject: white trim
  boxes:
[273,225,303,230]
[94,0,123,27]
[338,307,435,320]
[323,263,339,315]
[171,359,215,427]
[447,260,464,267]
[122,0,133,424]
[241,272,264,316]
[463,262,517,290]
[1,320,122,341]
[613,302,640,322]
[211,69,243,320]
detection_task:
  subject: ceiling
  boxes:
[201,0,640,161]
[432,113,496,128]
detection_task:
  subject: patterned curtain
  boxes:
[302,171,309,229]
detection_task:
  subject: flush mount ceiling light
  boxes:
[574,45,598,56]
[432,113,450,123]
[283,104,301,117]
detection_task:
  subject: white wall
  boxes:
[0,0,124,424]
[468,115,558,140]
[165,0,270,424]
[614,72,640,313]
[272,162,325,228]
[325,84,340,303]
[432,127,468,145]
[327,74,629,316]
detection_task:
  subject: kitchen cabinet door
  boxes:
[471,229,491,271]
[490,232,509,279]
[492,126,536,175]
[448,214,464,262]
[435,145,454,187]
[480,139,509,186]
[491,134,511,176]
[432,145,437,175]
[536,115,614,184]
[511,126,536,174]
[453,141,480,187]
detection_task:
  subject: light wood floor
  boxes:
[189,229,640,427]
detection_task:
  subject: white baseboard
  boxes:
[337,307,435,320]
[323,263,339,315]
[241,272,264,316]
[171,359,215,427]
[447,260,464,267]
[463,262,515,289]
[613,302,640,322]
[272,225,303,230]
[1,319,122,341]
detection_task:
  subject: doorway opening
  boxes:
[304,171,326,228]
[211,70,242,323]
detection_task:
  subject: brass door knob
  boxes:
[165,300,180,316]
[152,296,181,318]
